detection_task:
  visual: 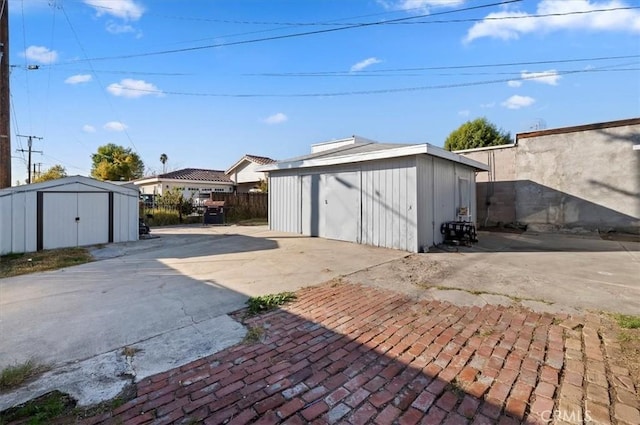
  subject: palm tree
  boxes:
[160,153,168,174]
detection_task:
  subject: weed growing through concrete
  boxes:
[243,326,264,343]
[614,314,640,329]
[0,359,50,391]
[618,331,638,343]
[121,346,141,358]
[246,292,297,315]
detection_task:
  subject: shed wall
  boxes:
[269,171,302,234]
[360,157,417,252]
[416,156,477,247]
[0,181,138,255]
[270,158,420,252]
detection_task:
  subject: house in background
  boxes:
[134,168,234,204]
[225,154,276,193]
[457,117,640,234]
[261,136,488,253]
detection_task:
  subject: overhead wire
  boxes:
[58,2,140,154]
[60,0,524,63]
[245,54,640,77]
[112,66,640,98]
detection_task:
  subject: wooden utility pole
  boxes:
[0,0,10,188]
[16,135,43,184]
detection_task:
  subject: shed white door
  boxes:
[43,192,109,249]
[321,172,360,243]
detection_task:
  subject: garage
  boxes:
[261,137,489,252]
[0,176,139,255]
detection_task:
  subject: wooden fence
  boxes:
[210,193,268,220]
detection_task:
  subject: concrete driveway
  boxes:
[346,230,640,315]
[0,225,406,409]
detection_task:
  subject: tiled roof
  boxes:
[244,154,276,165]
[158,168,232,183]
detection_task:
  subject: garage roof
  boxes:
[0,175,139,197]
[259,140,489,172]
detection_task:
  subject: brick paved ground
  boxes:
[84,282,639,425]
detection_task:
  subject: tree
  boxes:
[33,164,67,183]
[91,143,145,181]
[160,153,168,174]
[444,118,511,151]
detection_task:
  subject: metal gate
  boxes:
[40,192,111,250]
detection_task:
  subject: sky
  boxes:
[6,0,640,184]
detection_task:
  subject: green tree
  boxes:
[157,188,193,221]
[160,153,168,174]
[33,165,67,183]
[444,118,511,151]
[91,144,145,181]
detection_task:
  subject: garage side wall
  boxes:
[269,171,302,234]
[360,157,418,252]
[113,192,139,243]
[0,192,37,255]
[417,156,477,247]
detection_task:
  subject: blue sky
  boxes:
[7,0,640,183]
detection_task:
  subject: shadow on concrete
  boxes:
[93,232,280,260]
[434,229,639,253]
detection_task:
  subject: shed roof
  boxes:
[259,140,489,172]
[0,175,139,197]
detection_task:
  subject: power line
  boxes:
[59,3,140,154]
[61,0,523,63]
[112,66,639,98]
[245,54,640,77]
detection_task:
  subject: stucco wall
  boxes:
[458,120,640,233]
[516,123,639,233]
[458,146,517,227]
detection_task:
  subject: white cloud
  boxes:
[24,46,58,64]
[458,110,470,117]
[104,121,128,132]
[507,80,523,87]
[106,22,135,34]
[84,0,144,21]
[521,69,561,85]
[263,113,288,125]
[466,0,640,42]
[350,57,382,72]
[480,102,496,108]
[379,0,466,12]
[65,74,92,84]
[82,125,96,133]
[107,79,163,98]
[502,95,536,109]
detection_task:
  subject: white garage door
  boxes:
[43,192,110,249]
[301,172,361,243]
[322,173,360,243]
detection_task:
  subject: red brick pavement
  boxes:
[83,282,639,425]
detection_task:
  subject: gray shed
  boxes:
[0,175,139,255]
[260,137,489,252]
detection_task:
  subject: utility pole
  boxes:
[0,0,10,188]
[16,135,43,184]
